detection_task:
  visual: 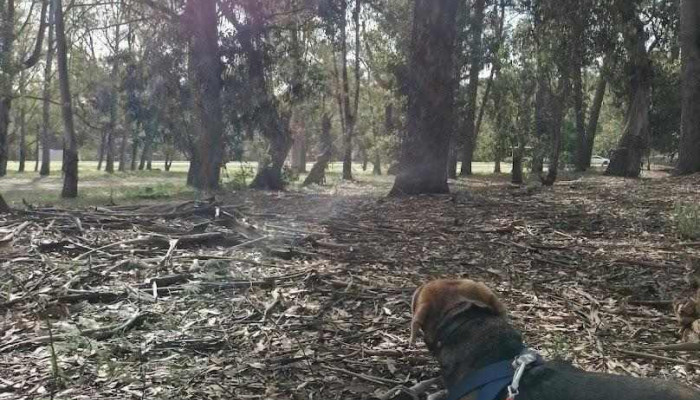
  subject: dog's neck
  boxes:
[432,309,524,390]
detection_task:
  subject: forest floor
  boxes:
[1,169,700,399]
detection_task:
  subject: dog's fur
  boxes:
[411,279,700,400]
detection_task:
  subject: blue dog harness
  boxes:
[446,349,543,400]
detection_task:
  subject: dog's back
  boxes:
[520,362,700,400]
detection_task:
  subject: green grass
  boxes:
[0,160,513,207]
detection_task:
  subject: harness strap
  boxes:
[445,360,514,400]
[446,349,543,400]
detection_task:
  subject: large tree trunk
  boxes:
[240,3,293,191]
[290,111,307,173]
[34,135,39,171]
[374,103,393,176]
[184,0,224,191]
[0,0,16,177]
[17,71,26,173]
[130,138,138,171]
[40,0,55,177]
[340,0,361,181]
[139,135,152,171]
[303,113,333,186]
[104,6,120,175]
[532,68,549,174]
[606,4,651,178]
[579,70,607,170]
[0,0,47,177]
[389,0,460,195]
[541,75,571,186]
[460,0,486,176]
[677,0,700,175]
[55,0,78,198]
[118,123,129,171]
[96,131,106,170]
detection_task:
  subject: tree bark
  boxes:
[17,71,26,173]
[54,0,78,198]
[130,138,138,171]
[40,0,55,176]
[541,73,571,186]
[532,67,549,174]
[580,70,607,170]
[340,0,361,181]
[240,3,293,191]
[303,113,332,186]
[459,0,486,176]
[184,0,224,191]
[139,134,152,171]
[389,0,460,195]
[0,0,16,177]
[677,0,700,175]
[290,111,307,173]
[96,131,106,170]
[0,0,47,177]
[606,3,651,178]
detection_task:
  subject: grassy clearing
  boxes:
[0,159,536,207]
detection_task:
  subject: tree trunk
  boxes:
[304,113,332,186]
[34,133,39,172]
[581,71,607,169]
[0,0,15,178]
[0,193,9,213]
[130,138,138,171]
[512,142,524,184]
[606,5,651,178]
[340,0,362,181]
[0,99,9,177]
[118,122,129,171]
[447,146,458,179]
[139,136,151,170]
[541,70,572,186]
[184,0,224,191]
[40,0,55,177]
[677,0,700,174]
[459,0,486,176]
[55,0,78,198]
[374,103,392,176]
[104,9,120,175]
[17,71,26,173]
[0,0,47,177]
[96,131,106,170]
[290,111,307,173]
[572,64,587,172]
[532,70,548,174]
[389,0,460,195]
[240,3,293,191]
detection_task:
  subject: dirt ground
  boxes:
[1,172,699,399]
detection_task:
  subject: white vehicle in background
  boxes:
[590,155,610,167]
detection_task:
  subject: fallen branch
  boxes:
[640,343,700,352]
[617,349,700,368]
[321,364,402,386]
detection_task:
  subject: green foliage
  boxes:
[674,203,700,240]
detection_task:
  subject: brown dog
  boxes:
[411,279,700,400]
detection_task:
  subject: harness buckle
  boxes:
[505,349,539,400]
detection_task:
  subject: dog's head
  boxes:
[410,279,507,347]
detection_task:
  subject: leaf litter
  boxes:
[0,173,699,399]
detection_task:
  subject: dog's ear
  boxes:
[464,281,507,316]
[409,284,426,345]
